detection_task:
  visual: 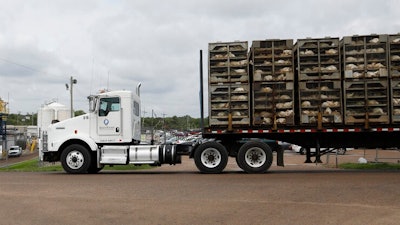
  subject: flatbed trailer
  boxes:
[194,47,400,173]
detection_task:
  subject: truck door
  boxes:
[97,97,122,138]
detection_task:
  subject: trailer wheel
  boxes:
[299,148,307,155]
[237,141,272,173]
[194,142,228,174]
[61,144,91,174]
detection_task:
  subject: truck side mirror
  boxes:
[88,96,97,113]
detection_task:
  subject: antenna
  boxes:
[107,70,110,91]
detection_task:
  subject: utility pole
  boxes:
[66,76,77,118]
[162,113,167,144]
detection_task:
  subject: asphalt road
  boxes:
[0,152,399,225]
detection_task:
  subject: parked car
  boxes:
[291,144,347,155]
[8,146,23,157]
[278,141,292,150]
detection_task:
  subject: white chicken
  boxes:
[233,95,247,101]
[325,49,338,54]
[264,75,273,81]
[391,55,400,60]
[263,60,272,65]
[278,109,294,117]
[216,62,227,66]
[324,107,332,115]
[302,110,318,116]
[371,107,384,115]
[263,117,272,124]
[369,38,379,43]
[276,118,286,124]
[366,71,379,78]
[368,100,379,105]
[323,65,338,71]
[302,101,311,107]
[346,64,358,70]
[276,101,293,109]
[234,69,246,74]
[352,72,364,78]
[260,111,272,117]
[232,111,242,116]
[233,87,246,92]
[346,57,357,62]
[261,87,273,93]
[280,67,292,72]
[320,86,330,91]
[322,101,340,107]
[217,112,227,117]
[231,60,247,66]
[279,95,291,100]
[282,49,292,56]
[276,74,286,81]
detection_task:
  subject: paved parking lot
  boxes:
[0,149,399,225]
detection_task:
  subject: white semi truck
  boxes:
[41,85,192,173]
[40,83,282,174]
[41,33,400,174]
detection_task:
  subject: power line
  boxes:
[0,57,62,77]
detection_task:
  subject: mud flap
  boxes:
[276,147,284,167]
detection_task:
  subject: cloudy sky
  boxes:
[1,0,400,118]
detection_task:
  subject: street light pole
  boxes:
[66,76,77,118]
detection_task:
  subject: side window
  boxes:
[134,101,140,116]
[99,97,120,117]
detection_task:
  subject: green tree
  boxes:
[74,110,86,117]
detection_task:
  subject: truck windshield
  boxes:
[99,97,120,117]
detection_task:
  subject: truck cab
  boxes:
[88,90,141,144]
[40,84,182,174]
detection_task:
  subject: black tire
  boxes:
[235,154,244,170]
[237,141,273,173]
[300,148,307,155]
[61,144,91,174]
[194,141,228,174]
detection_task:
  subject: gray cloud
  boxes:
[0,0,399,117]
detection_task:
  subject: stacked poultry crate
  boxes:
[389,34,400,123]
[295,38,342,125]
[208,41,250,126]
[249,39,295,127]
[342,34,389,125]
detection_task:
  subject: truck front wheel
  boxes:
[61,144,91,174]
[237,141,273,173]
[194,141,228,174]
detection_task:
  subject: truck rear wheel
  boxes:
[237,141,273,173]
[61,144,91,174]
[194,141,228,174]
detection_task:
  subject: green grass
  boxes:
[339,162,400,170]
[0,159,61,172]
[0,158,153,172]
